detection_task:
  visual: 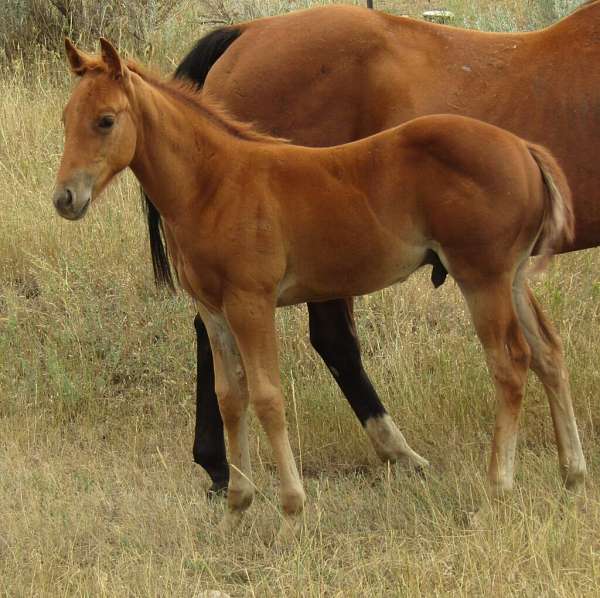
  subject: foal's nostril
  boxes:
[53,182,92,220]
[54,188,74,211]
[53,187,75,213]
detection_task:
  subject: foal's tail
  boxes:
[527,142,575,265]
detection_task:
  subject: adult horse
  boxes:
[54,38,583,532]
[147,1,600,494]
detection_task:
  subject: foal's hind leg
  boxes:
[513,282,586,490]
[460,277,531,496]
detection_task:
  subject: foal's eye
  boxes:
[97,115,115,130]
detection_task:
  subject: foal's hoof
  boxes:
[276,514,304,545]
[467,510,487,530]
[206,481,228,500]
[219,510,243,534]
[563,464,586,495]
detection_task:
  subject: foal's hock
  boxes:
[53,38,586,534]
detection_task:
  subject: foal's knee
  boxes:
[507,335,531,373]
[216,389,243,426]
[251,385,286,431]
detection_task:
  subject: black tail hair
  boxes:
[141,188,176,291]
[143,27,242,289]
[175,28,242,86]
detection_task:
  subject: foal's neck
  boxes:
[128,73,237,223]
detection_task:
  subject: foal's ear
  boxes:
[65,38,92,76]
[99,38,125,80]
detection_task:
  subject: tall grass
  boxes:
[1,1,599,596]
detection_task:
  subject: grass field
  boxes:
[1,0,600,596]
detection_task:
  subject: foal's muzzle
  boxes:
[53,172,93,221]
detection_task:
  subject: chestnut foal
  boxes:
[53,39,585,532]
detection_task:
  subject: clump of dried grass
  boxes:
[0,0,192,62]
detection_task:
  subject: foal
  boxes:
[53,39,585,532]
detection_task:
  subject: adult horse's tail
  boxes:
[527,142,575,262]
[143,27,242,289]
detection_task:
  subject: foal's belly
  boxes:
[276,243,427,306]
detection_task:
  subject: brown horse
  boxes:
[153,1,600,494]
[54,39,585,531]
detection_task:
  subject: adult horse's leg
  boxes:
[308,298,428,468]
[513,283,586,490]
[193,314,229,496]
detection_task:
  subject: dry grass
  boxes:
[1,1,599,596]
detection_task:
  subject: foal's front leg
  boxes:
[225,293,306,534]
[197,306,254,530]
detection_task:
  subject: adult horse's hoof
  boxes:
[206,481,228,500]
[410,463,428,480]
[365,414,429,470]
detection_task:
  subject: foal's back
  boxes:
[260,114,548,305]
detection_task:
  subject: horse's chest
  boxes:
[169,235,226,308]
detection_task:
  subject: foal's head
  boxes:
[53,39,136,220]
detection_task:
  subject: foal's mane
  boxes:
[126,60,286,144]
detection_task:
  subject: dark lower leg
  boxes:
[307,299,386,424]
[193,314,229,495]
[307,299,427,467]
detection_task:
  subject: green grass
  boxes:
[1,1,599,596]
